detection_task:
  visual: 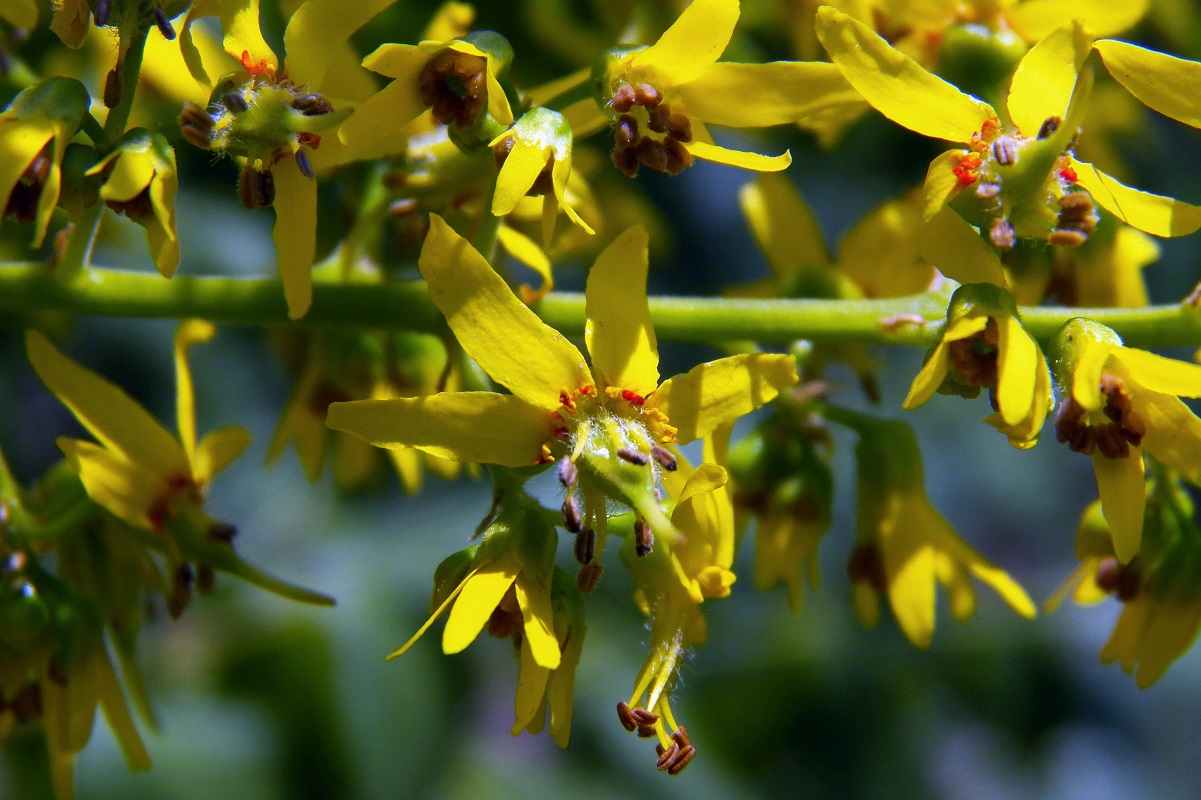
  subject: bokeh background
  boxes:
[4,1,1201,798]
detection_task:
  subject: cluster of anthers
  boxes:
[1054,374,1147,459]
[177,52,333,210]
[946,317,1000,394]
[609,82,694,177]
[551,385,678,592]
[616,701,696,775]
[419,49,488,130]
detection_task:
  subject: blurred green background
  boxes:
[4,0,1201,798]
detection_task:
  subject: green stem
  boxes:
[4,264,1201,348]
[103,23,149,140]
[55,203,105,278]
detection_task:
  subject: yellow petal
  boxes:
[547,619,583,748]
[58,438,164,530]
[1113,346,1201,398]
[419,215,589,409]
[327,393,553,468]
[1100,594,1148,672]
[1071,158,1201,237]
[337,46,431,149]
[442,557,519,654]
[922,150,967,221]
[920,206,1009,287]
[272,160,317,319]
[493,136,550,216]
[1008,0,1147,40]
[388,565,478,659]
[1092,450,1144,563]
[1068,330,1113,411]
[936,524,1038,619]
[630,0,738,86]
[1134,393,1201,488]
[684,139,791,171]
[1006,22,1091,136]
[146,170,180,277]
[882,510,937,648]
[220,0,278,73]
[1130,600,1201,688]
[193,425,252,485]
[815,6,994,143]
[648,353,797,444]
[0,118,54,214]
[739,174,829,278]
[388,447,423,494]
[98,151,155,202]
[173,319,216,465]
[27,331,188,478]
[677,61,863,128]
[1094,39,1201,129]
[584,226,659,396]
[512,636,551,733]
[839,192,933,298]
[281,0,395,89]
[515,577,561,670]
[496,225,554,303]
[995,316,1038,427]
[902,341,953,410]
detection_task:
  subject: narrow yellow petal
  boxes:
[648,353,797,444]
[193,425,252,485]
[515,577,561,670]
[496,225,554,302]
[27,331,188,478]
[995,317,1038,427]
[220,0,277,72]
[883,514,937,648]
[1113,347,1201,398]
[512,636,551,733]
[922,150,967,221]
[58,439,164,530]
[272,160,317,319]
[684,139,791,171]
[839,193,934,298]
[1094,39,1201,129]
[387,566,477,659]
[1132,601,1201,688]
[920,207,1009,287]
[584,226,659,396]
[902,342,953,410]
[630,0,738,86]
[739,174,829,278]
[327,394,553,468]
[1100,595,1148,671]
[98,152,155,202]
[1071,158,1201,237]
[1008,0,1146,40]
[1068,331,1113,411]
[1092,451,1145,563]
[442,558,519,654]
[173,319,216,465]
[677,61,862,128]
[338,66,429,150]
[493,138,549,216]
[1134,394,1201,489]
[281,0,395,89]
[936,527,1039,619]
[815,6,993,143]
[1006,22,1091,136]
[388,447,423,494]
[419,215,589,409]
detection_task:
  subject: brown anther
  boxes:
[667,744,697,775]
[295,151,315,180]
[153,5,177,41]
[617,701,637,731]
[223,91,249,113]
[612,144,639,178]
[975,181,1001,201]
[672,726,690,748]
[847,543,886,592]
[617,446,650,466]
[492,135,515,168]
[1095,556,1121,593]
[651,445,677,471]
[487,605,519,638]
[630,707,660,726]
[992,137,1017,166]
[577,561,603,593]
[636,138,668,172]
[1093,423,1130,459]
[238,165,276,210]
[104,67,122,109]
[197,563,215,594]
[989,218,1016,249]
[1049,228,1088,248]
[1052,192,1097,246]
[656,742,680,769]
[946,320,999,388]
[93,0,111,26]
[636,724,657,738]
[634,84,662,107]
[419,49,488,130]
[611,84,636,113]
[180,103,214,149]
[647,103,670,134]
[664,138,692,175]
[634,518,654,557]
[292,93,333,116]
[561,497,583,534]
[666,113,692,143]
[557,456,578,488]
[106,187,154,221]
[615,114,639,150]
[1037,116,1062,140]
[574,527,596,565]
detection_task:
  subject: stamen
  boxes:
[209,522,237,543]
[574,527,596,564]
[666,114,692,143]
[104,67,122,109]
[992,137,1017,166]
[647,103,670,134]
[664,139,692,175]
[577,561,603,593]
[180,103,215,149]
[616,701,637,731]
[292,94,334,116]
[611,84,636,113]
[636,724,657,738]
[556,456,578,488]
[419,50,488,130]
[630,707,660,726]
[295,151,315,180]
[634,518,654,557]
[1051,192,1097,248]
[656,742,680,769]
[153,5,177,40]
[989,218,1015,249]
[223,91,249,113]
[667,744,696,775]
[636,138,668,172]
[634,84,662,107]
[10,683,41,722]
[197,564,215,594]
[1037,116,1062,140]
[561,497,583,533]
[617,447,649,466]
[238,166,276,210]
[651,445,677,471]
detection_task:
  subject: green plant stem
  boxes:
[4,264,1201,348]
[103,24,149,141]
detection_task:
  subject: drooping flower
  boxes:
[903,283,1052,449]
[846,418,1036,647]
[588,0,862,176]
[328,216,797,571]
[816,9,1201,286]
[26,323,333,608]
[87,129,180,277]
[1050,318,1201,563]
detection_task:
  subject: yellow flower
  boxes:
[491,108,594,248]
[0,78,89,247]
[1051,318,1201,563]
[590,0,861,175]
[26,323,332,607]
[1045,498,1124,612]
[328,216,797,562]
[816,8,1201,285]
[903,284,1051,449]
[87,130,180,277]
[847,419,1036,647]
